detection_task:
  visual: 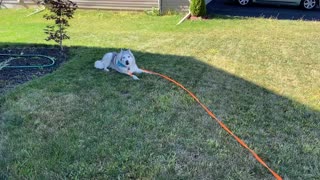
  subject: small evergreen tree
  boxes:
[190,0,206,17]
[41,0,77,51]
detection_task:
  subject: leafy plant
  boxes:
[0,59,12,70]
[145,7,161,16]
[41,0,77,51]
[190,0,206,17]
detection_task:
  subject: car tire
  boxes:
[237,0,251,6]
[300,0,316,10]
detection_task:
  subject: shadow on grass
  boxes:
[0,43,319,179]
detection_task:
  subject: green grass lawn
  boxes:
[0,9,319,179]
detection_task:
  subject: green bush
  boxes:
[190,0,206,17]
[145,7,161,16]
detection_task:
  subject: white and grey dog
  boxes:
[94,49,145,80]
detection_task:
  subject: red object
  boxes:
[189,15,209,20]
[142,69,283,180]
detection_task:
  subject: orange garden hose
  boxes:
[142,69,282,180]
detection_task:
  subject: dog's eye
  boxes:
[128,56,130,58]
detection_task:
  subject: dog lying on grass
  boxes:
[94,49,145,80]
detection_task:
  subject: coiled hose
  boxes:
[0,54,55,68]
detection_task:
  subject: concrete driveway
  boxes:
[207,0,320,20]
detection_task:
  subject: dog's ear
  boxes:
[117,50,123,62]
[128,49,136,63]
[128,49,133,56]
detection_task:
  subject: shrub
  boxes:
[145,7,161,16]
[40,0,78,52]
[190,0,206,17]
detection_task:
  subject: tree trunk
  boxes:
[59,10,63,51]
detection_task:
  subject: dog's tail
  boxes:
[94,60,104,69]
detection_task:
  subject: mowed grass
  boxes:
[0,9,319,179]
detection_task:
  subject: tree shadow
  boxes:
[0,43,319,179]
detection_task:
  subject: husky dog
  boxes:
[94,49,145,80]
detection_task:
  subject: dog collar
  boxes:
[116,60,126,68]
[114,54,126,68]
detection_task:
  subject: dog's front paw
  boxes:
[135,68,143,74]
[132,75,139,80]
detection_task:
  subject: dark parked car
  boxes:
[237,0,318,10]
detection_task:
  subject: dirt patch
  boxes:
[0,46,67,94]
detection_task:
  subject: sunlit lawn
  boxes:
[0,9,319,179]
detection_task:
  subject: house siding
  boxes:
[1,0,159,11]
[1,0,35,8]
[74,0,158,11]
[2,0,18,3]
[1,0,211,13]
[161,0,189,12]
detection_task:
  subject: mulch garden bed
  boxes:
[0,46,67,94]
